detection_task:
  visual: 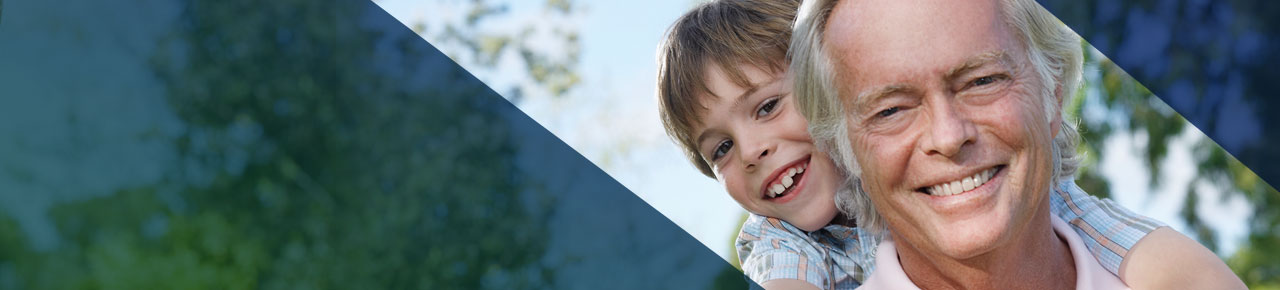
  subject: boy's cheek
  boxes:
[718,175,758,209]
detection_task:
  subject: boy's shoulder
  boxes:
[737,213,809,244]
[734,213,875,289]
[735,214,873,251]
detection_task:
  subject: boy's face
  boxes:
[692,63,841,232]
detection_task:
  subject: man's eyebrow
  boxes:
[945,50,1010,80]
[850,51,1010,113]
[852,84,909,113]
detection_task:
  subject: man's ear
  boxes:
[1048,76,1065,139]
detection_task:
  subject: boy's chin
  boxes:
[787,210,839,232]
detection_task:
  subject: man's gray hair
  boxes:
[790,0,1084,235]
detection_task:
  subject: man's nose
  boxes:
[922,99,976,157]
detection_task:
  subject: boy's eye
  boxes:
[876,106,901,118]
[756,97,779,118]
[711,139,734,161]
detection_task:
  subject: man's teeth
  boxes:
[926,168,996,196]
[768,164,806,198]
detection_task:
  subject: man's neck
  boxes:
[894,212,1077,290]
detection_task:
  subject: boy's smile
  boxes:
[759,156,807,201]
[692,63,842,232]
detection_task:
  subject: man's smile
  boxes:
[917,165,1005,197]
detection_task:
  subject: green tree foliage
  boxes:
[412,0,582,103]
[1,0,557,288]
[1037,1,1280,286]
[1064,24,1280,290]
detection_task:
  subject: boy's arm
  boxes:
[1121,227,1246,289]
[1050,181,1244,288]
[1050,181,1161,273]
[759,279,821,290]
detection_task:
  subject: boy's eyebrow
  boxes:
[693,76,780,148]
[732,86,762,107]
[693,130,715,159]
[692,88,755,148]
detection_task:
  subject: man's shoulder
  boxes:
[858,239,918,290]
[1051,216,1131,289]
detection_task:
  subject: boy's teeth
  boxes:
[767,164,807,198]
[927,168,996,196]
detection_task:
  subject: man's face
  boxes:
[692,64,841,232]
[826,0,1061,258]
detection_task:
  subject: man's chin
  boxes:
[921,220,1009,259]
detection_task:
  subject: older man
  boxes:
[789,0,1243,289]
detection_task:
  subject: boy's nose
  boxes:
[742,140,774,173]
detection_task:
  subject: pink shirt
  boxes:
[859,216,1129,289]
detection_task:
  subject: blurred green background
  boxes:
[0,0,751,288]
[0,0,561,288]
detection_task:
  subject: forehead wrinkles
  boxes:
[823,1,1024,96]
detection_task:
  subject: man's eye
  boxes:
[711,140,734,160]
[971,75,1004,87]
[876,106,901,118]
[756,98,779,118]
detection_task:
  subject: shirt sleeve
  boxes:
[736,214,832,289]
[1049,180,1167,275]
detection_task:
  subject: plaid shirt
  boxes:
[1050,180,1165,273]
[735,180,1162,289]
[736,213,876,289]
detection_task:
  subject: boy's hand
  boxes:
[1120,227,1245,289]
[760,279,822,290]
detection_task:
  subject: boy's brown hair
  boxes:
[656,0,801,178]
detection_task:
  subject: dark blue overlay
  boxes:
[0,0,748,288]
[1039,0,1280,189]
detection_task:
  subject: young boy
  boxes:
[656,0,1241,289]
